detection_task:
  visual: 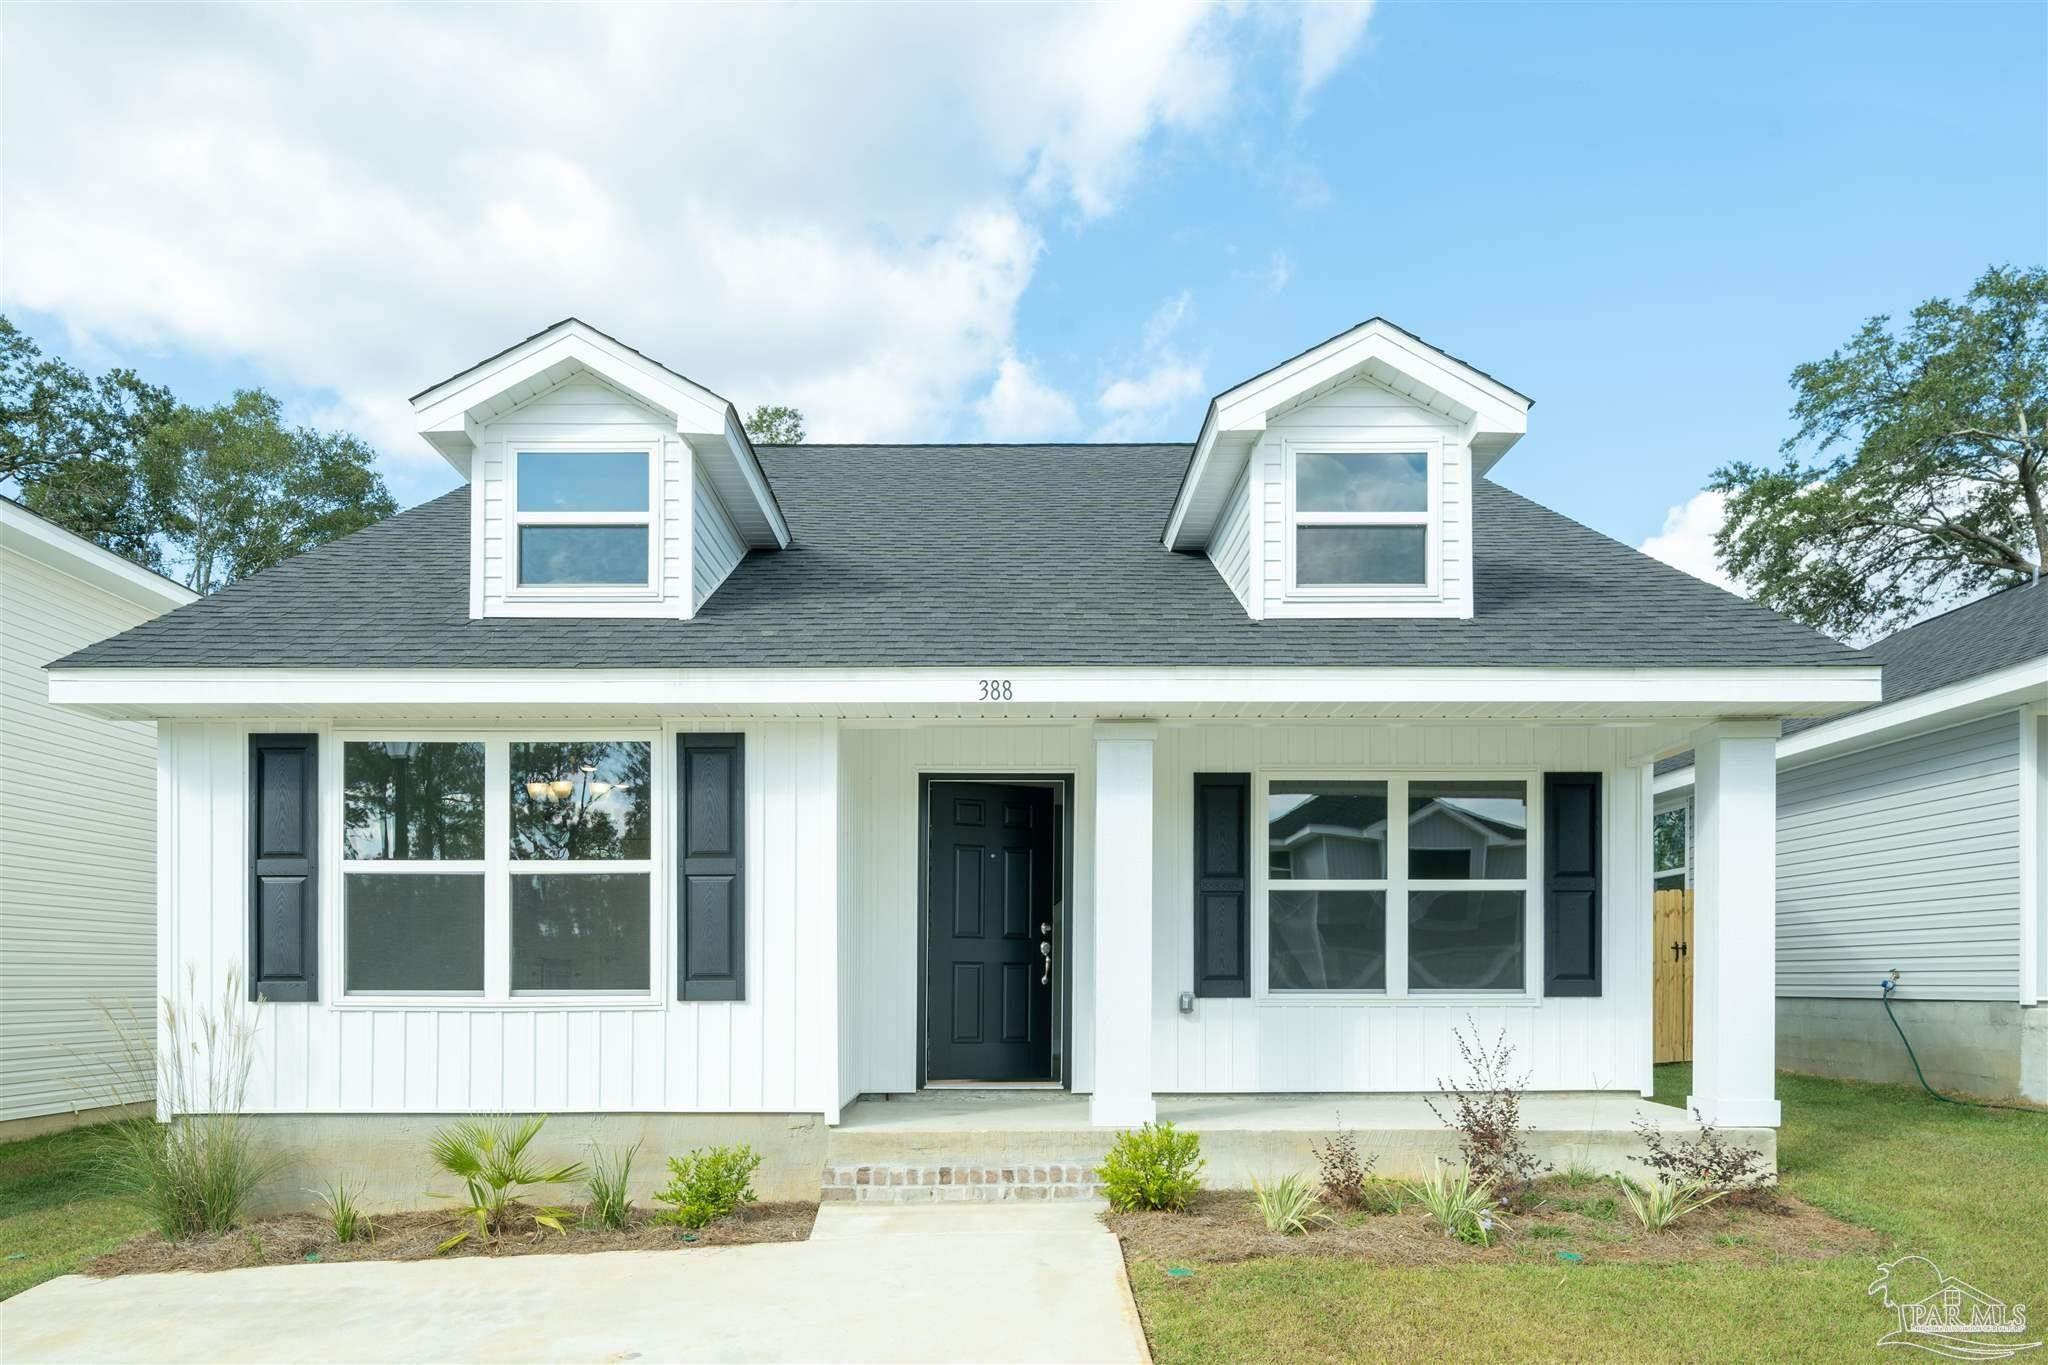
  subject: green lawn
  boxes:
[0,1124,150,1301]
[1131,1067,2048,1363]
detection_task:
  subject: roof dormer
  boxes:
[411,320,788,620]
[1164,319,1531,622]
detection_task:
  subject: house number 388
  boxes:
[978,679,1014,701]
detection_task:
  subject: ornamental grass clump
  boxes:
[652,1143,760,1229]
[312,1176,372,1243]
[1621,1175,1725,1232]
[1407,1160,1502,1246]
[582,1139,641,1231]
[1248,1172,1331,1235]
[429,1115,585,1251]
[1098,1122,1205,1213]
[98,968,285,1241]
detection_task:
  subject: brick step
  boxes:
[821,1161,1103,1203]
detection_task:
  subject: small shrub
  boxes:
[1407,1161,1502,1246]
[98,968,285,1240]
[1098,1122,1205,1213]
[1248,1173,1330,1235]
[311,1176,372,1243]
[1309,1128,1377,1210]
[1633,1111,1775,1201]
[1425,1020,1548,1202]
[1621,1175,1724,1232]
[652,1144,760,1229]
[583,1140,641,1231]
[429,1115,586,1251]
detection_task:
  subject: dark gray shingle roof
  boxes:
[57,443,1859,671]
[1654,581,2048,777]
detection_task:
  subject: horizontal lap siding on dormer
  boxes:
[473,375,692,620]
[693,476,745,612]
[1208,463,1254,612]
[1256,378,1471,621]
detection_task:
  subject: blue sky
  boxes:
[4,2,2042,581]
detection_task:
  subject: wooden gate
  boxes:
[1653,888,1694,1063]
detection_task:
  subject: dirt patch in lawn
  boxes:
[1107,1182,1879,1270]
[87,1201,816,1277]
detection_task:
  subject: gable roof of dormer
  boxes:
[410,318,789,548]
[1162,317,1533,551]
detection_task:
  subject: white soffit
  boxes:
[410,319,788,548]
[1164,318,1532,550]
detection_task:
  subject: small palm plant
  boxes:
[1407,1160,1503,1246]
[1248,1172,1331,1236]
[429,1115,586,1252]
[1621,1175,1724,1232]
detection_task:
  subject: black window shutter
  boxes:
[1543,771,1601,997]
[1192,772,1251,998]
[249,733,319,1002]
[677,733,745,1001]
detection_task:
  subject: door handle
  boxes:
[1038,920,1053,986]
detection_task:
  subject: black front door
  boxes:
[926,782,1057,1082]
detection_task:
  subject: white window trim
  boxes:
[326,728,665,1009]
[1253,769,1544,1005]
[506,442,662,602]
[1280,437,1442,602]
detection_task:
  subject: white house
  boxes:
[1,497,196,1137]
[47,318,1882,1201]
[1655,586,2048,1103]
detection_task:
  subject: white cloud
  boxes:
[1094,291,1206,439]
[1293,2,1376,110]
[0,4,1370,500]
[1240,249,1292,294]
[1639,490,1745,595]
[976,350,1079,440]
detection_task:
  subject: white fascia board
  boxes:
[49,663,1881,717]
[0,501,196,610]
[1649,656,2048,793]
[1776,658,2048,770]
[1164,320,1529,549]
[719,404,791,548]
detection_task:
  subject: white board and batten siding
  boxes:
[1777,712,2026,1001]
[1205,375,1474,620]
[838,721,1655,1100]
[0,522,192,1124]
[155,718,841,1119]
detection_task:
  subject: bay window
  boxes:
[339,734,657,1000]
[1264,774,1536,996]
[512,448,656,590]
[1285,443,1435,593]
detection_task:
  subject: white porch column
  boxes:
[1688,721,1783,1127]
[1091,722,1157,1127]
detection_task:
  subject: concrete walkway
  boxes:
[0,1203,1148,1364]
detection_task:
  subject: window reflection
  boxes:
[1407,781,1527,880]
[343,741,484,861]
[1268,781,1388,880]
[510,741,652,860]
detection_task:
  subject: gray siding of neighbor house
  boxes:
[1777,712,2022,1002]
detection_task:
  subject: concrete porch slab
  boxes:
[830,1090,1773,1182]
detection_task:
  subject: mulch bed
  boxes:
[87,1201,817,1277]
[1106,1180,1879,1270]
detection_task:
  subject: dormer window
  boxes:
[512,447,657,592]
[1284,441,1437,595]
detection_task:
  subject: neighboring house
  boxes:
[47,318,1880,1200]
[0,497,196,1137]
[1655,585,2048,1102]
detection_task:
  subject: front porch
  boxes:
[821,1088,1766,1202]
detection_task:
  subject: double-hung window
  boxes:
[339,735,656,1000]
[1285,443,1435,594]
[1264,775,1535,996]
[512,448,656,591]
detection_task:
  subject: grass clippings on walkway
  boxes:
[89,1200,817,1277]
[1122,1067,2048,1364]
